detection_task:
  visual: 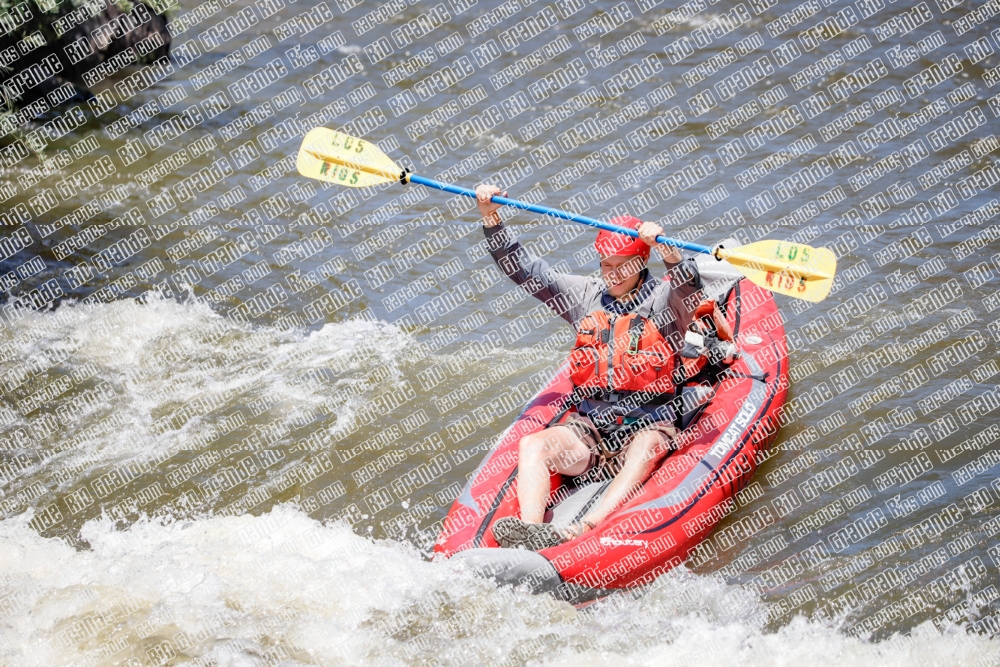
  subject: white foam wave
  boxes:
[0,297,414,487]
[0,506,995,666]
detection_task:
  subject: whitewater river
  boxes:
[2,0,1000,663]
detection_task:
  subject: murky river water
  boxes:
[1,0,1000,663]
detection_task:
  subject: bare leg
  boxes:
[517,426,592,523]
[580,430,674,527]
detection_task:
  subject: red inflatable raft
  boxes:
[436,261,789,603]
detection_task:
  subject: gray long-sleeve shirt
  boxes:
[484,223,705,425]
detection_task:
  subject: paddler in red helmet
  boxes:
[476,183,705,551]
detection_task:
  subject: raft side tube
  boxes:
[450,548,609,604]
[450,548,562,595]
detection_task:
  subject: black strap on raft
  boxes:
[672,385,685,430]
[546,384,681,430]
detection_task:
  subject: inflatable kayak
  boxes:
[435,255,789,603]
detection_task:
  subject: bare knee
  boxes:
[519,434,548,464]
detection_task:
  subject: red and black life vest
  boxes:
[568,298,734,400]
[569,310,678,397]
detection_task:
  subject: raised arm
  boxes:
[477,184,597,326]
[637,220,683,267]
[637,219,705,339]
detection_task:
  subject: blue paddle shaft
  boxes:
[407,174,713,255]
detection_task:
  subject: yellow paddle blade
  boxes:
[718,240,837,302]
[296,127,402,187]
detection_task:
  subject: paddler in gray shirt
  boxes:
[475,183,705,551]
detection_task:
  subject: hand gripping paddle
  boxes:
[297,127,837,302]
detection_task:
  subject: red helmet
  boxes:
[594,216,650,261]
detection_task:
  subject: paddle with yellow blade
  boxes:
[297,127,837,302]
